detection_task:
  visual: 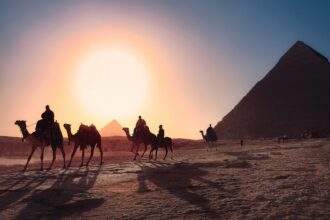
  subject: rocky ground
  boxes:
[0,139,329,219]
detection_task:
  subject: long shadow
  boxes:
[0,171,52,212]
[15,166,104,219]
[136,162,229,217]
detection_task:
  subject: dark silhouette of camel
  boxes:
[122,127,157,160]
[122,127,174,160]
[63,123,103,167]
[200,130,218,151]
[14,120,66,171]
[149,137,174,160]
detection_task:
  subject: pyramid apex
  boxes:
[284,40,328,63]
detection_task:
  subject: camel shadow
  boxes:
[0,172,52,213]
[135,161,228,217]
[14,166,104,219]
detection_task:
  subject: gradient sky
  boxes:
[0,0,329,139]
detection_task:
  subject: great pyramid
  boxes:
[215,41,330,139]
[99,119,124,137]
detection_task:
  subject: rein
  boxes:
[26,122,37,127]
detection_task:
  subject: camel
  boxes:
[122,127,156,160]
[63,123,103,167]
[200,130,218,151]
[123,127,173,160]
[149,137,174,160]
[14,120,66,171]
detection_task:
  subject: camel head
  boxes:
[122,127,133,141]
[15,120,26,129]
[15,120,27,142]
[63,123,71,130]
[63,123,72,145]
[199,130,207,141]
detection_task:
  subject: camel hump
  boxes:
[77,123,100,140]
[78,124,90,132]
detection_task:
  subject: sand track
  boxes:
[0,140,329,219]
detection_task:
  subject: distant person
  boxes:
[41,105,54,124]
[240,139,244,147]
[157,125,165,146]
[206,124,217,140]
[134,115,147,138]
[36,105,55,142]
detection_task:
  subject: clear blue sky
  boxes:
[0,0,329,138]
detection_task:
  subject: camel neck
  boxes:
[20,127,29,140]
[124,129,133,141]
[66,128,74,141]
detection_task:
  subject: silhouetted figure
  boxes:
[240,139,244,147]
[206,124,217,141]
[41,105,54,124]
[157,125,165,146]
[35,105,55,142]
[134,115,147,138]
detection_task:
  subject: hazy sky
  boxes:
[0,0,329,138]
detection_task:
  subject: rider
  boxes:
[157,124,165,146]
[206,124,216,139]
[40,105,55,142]
[41,105,54,124]
[134,115,147,138]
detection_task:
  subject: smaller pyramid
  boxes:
[100,119,124,137]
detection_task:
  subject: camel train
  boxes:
[14,120,173,172]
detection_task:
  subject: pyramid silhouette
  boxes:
[215,41,330,138]
[99,119,124,137]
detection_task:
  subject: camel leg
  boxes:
[86,145,95,166]
[170,144,174,160]
[80,146,85,167]
[40,146,45,171]
[155,148,158,161]
[141,143,147,158]
[163,147,168,160]
[60,147,66,169]
[98,145,104,165]
[23,146,37,172]
[149,147,155,160]
[133,144,139,160]
[48,147,56,170]
[68,144,79,168]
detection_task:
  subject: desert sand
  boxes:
[0,139,329,219]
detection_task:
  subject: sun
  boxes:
[74,47,149,120]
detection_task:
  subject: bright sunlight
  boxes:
[74,47,149,120]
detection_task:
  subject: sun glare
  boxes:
[74,47,149,120]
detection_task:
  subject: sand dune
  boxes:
[0,139,329,219]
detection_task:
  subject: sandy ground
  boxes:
[0,139,329,219]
